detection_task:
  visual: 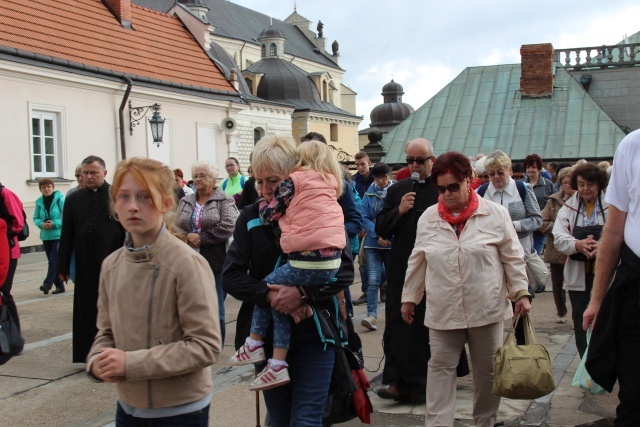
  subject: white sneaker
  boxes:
[361,316,377,331]
[249,364,291,391]
[229,343,266,366]
[556,316,567,324]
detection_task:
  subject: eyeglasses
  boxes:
[193,174,210,180]
[75,174,81,178]
[225,164,237,168]
[488,170,507,177]
[373,175,389,181]
[436,182,462,194]
[513,174,526,180]
[406,156,433,165]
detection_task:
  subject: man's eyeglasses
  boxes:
[436,182,462,194]
[488,170,507,177]
[406,156,433,165]
[513,174,526,180]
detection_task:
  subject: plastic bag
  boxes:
[571,328,606,395]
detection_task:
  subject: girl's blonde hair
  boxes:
[111,157,182,239]
[297,140,343,197]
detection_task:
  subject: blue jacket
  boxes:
[34,190,65,241]
[339,179,363,239]
[361,181,394,249]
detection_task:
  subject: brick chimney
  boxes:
[520,43,554,98]
[103,0,132,29]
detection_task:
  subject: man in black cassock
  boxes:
[57,155,124,363]
[375,138,468,403]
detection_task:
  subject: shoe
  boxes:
[361,316,377,331]
[229,343,266,366]
[535,285,546,293]
[249,364,291,391]
[52,288,65,294]
[556,316,567,324]
[352,294,367,306]
[380,283,387,303]
[376,384,408,401]
[39,285,50,295]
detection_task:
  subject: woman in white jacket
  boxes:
[552,163,609,358]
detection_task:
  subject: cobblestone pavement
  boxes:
[0,252,618,426]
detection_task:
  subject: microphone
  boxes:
[411,172,420,191]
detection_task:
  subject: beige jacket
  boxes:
[540,190,570,265]
[402,198,530,330]
[87,228,221,409]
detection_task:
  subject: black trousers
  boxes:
[550,263,567,317]
[1,258,20,330]
[615,280,640,426]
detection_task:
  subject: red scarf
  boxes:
[438,191,479,235]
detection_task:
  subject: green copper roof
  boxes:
[381,64,626,162]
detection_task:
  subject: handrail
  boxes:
[554,43,640,70]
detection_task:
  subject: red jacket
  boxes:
[0,219,9,286]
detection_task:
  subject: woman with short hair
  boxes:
[34,178,65,294]
[401,151,531,427]
[552,163,609,358]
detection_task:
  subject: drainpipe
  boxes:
[239,41,246,71]
[226,101,233,158]
[119,76,133,160]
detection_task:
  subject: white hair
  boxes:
[191,160,219,180]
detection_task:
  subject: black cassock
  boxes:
[57,182,124,363]
[375,178,468,395]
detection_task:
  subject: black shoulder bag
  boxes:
[0,292,24,365]
[569,195,605,262]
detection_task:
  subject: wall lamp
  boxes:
[129,101,165,146]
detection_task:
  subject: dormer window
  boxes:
[261,44,266,58]
[270,43,276,56]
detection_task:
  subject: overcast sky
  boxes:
[231,0,640,129]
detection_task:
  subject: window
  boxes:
[261,44,266,58]
[31,111,59,177]
[322,80,328,102]
[270,43,276,56]
[330,124,338,142]
[254,127,264,145]
[245,78,253,95]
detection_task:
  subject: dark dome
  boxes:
[246,58,350,115]
[370,102,414,128]
[258,26,285,40]
[382,79,404,95]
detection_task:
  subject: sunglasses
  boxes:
[406,156,433,165]
[488,170,507,177]
[436,182,462,194]
[513,174,526,180]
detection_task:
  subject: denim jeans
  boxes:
[532,231,545,255]
[365,248,390,318]
[212,271,225,345]
[253,263,338,349]
[115,402,209,426]
[43,240,64,290]
[261,319,335,427]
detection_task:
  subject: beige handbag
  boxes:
[524,251,550,287]
[493,314,555,399]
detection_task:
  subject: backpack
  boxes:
[221,175,246,192]
[477,180,526,204]
[0,186,28,245]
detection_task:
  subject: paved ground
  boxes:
[0,252,620,426]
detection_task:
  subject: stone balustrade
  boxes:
[554,43,640,69]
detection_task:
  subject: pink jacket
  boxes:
[279,170,346,254]
[2,187,24,259]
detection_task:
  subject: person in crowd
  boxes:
[301,132,363,320]
[552,162,572,192]
[478,150,542,275]
[401,151,531,427]
[540,166,574,324]
[87,157,221,426]
[353,151,373,199]
[553,163,609,358]
[597,160,611,175]
[0,218,9,286]
[583,130,640,425]
[222,135,354,426]
[524,153,554,255]
[511,163,526,181]
[173,168,194,197]
[172,171,186,206]
[66,164,84,196]
[57,156,125,363]
[229,138,346,391]
[0,182,25,330]
[395,166,411,181]
[176,160,238,345]
[238,155,259,209]
[34,178,65,295]
[360,163,394,331]
[221,157,246,205]
[547,161,559,183]
[375,138,469,403]
[391,164,404,181]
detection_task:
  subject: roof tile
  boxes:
[0,0,235,93]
